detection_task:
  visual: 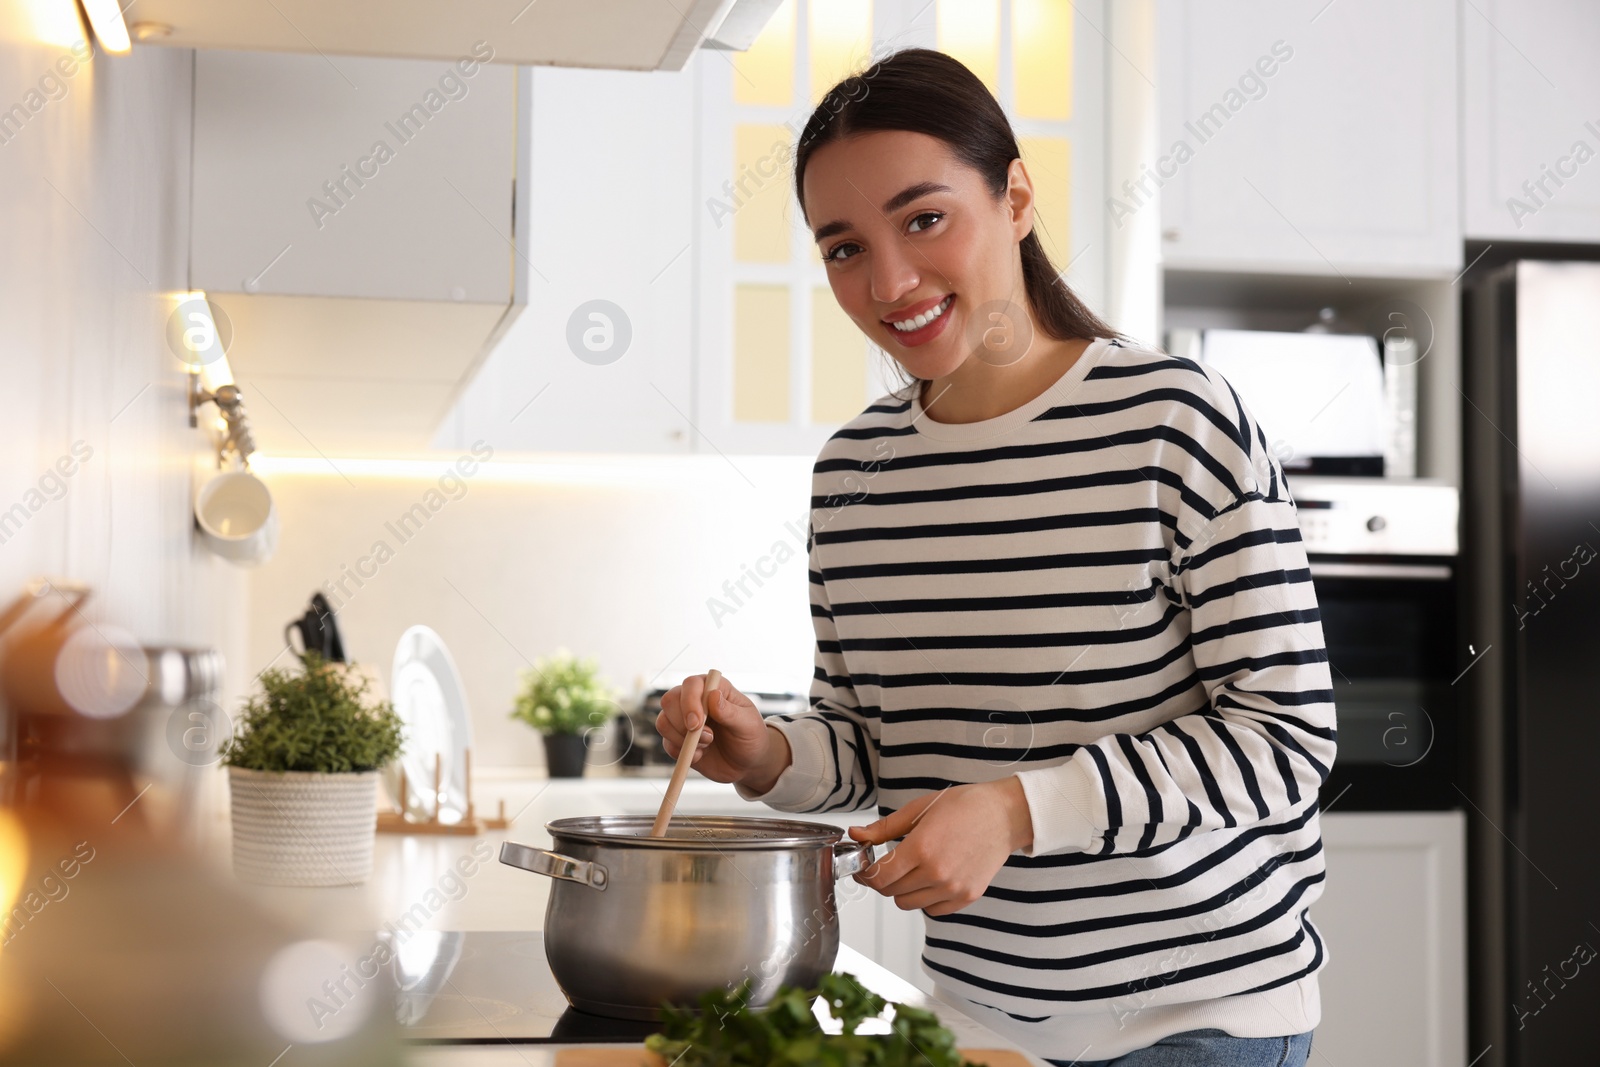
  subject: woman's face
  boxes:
[801,130,1034,382]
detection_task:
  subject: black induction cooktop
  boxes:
[392,930,660,1044]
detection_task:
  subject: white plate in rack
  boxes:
[389,625,473,823]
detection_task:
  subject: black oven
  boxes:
[1291,480,1463,811]
[1312,556,1460,809]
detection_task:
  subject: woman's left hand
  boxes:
[847,777,1033,916]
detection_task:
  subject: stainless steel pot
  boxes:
[499,814,876,1020]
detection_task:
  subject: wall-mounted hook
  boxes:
[188,374,257,467]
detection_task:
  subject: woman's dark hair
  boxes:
[793,48,1125,388]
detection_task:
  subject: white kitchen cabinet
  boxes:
[434,63,698,454]
[439,0,1113,458]
[193,49,521,304]
[1462,0,1600,241]
[1157,0,1460,276]
[1312,812,1467,1067]
[190,49,533,455]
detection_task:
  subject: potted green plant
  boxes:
[222,652,403,886]
[510,651,615,778]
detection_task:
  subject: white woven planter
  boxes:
[228,767,379,886]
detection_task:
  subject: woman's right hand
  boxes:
[657,673,790,791]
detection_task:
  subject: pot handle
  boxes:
[833,839,877,880]
[499,841,609,891]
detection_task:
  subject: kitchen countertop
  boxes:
[197,773,1046,1066]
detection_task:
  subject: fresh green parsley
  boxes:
[643,972,978,1067]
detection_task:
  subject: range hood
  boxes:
[136,0,784,71]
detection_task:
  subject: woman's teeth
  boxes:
[891,295,953,332]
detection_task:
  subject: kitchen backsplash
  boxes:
[245,455,819,767]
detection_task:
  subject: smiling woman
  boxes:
[658,48,1334,1067]
[793,49,1120,419]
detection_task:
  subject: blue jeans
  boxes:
[1048,1027,1314,1067]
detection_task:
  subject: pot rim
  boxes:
[545,814,849,850]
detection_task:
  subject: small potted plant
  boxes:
[222,652,403,886]
[510,651,615,778]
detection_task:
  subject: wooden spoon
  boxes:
[651,668,720,837]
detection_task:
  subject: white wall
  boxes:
[244,455,819,768]
[0,27,250,727]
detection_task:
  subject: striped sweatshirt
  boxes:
[737,336,1337,1059]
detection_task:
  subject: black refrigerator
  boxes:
[1464,257,1600,1067]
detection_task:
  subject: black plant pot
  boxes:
[543,733,588,778]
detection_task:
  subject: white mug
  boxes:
[195,470,279,565]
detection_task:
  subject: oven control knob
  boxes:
[1366,515,1387,533]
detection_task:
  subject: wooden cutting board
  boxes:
[555,1048,1034,1067]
